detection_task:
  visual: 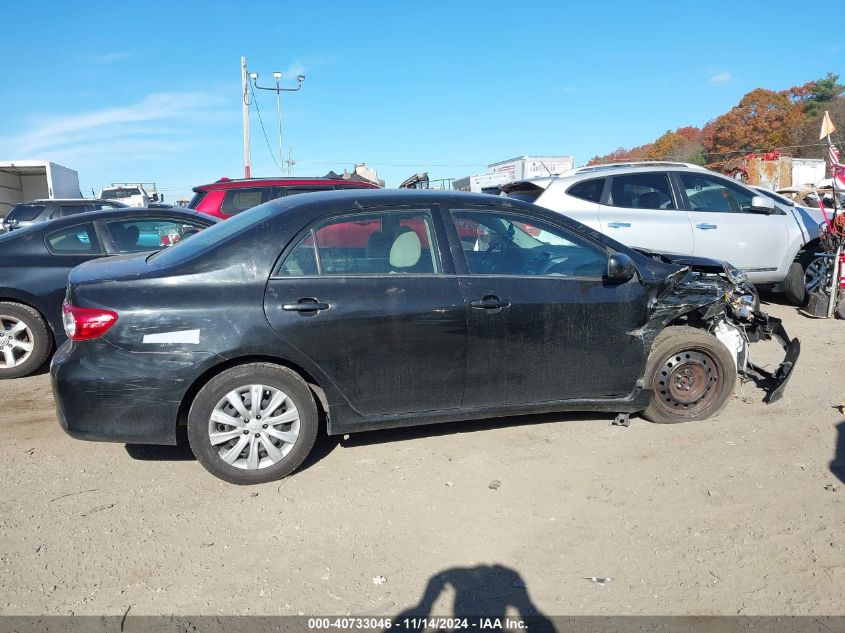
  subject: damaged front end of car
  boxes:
[638,250,800,404]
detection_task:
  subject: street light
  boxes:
[251,71,305,174]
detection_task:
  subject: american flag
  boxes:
[830,141,845,186]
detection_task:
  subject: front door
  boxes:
[264,206,467,416]
[446,207,649,409]
[675,171,789,279]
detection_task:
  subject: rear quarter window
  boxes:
[566,178,605,203]
[7,204,46,222]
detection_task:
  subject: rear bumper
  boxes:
[51,341,197,445]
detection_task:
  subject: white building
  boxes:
[454,155,575,193]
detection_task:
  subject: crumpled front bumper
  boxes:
[745,315,800,404]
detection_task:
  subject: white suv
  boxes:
[501,162,827,304]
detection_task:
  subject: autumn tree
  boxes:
[643,127,704,162]
[701,88,804,161]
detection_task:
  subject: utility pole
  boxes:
[250,70,305,175]
[241,56,251,179]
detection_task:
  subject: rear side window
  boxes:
[7,204,46,222]
[58,204,91,218]
[104,217,207,253]
[608,173,675,210]
[567,178,605,203]
[46,223,101,255]
[277,186,330,197]
[278,210,439,276]
[221,187,270,215]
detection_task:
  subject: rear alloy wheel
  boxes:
[187,363,318,484]
[642,326,737,424]
[0,302,51,379]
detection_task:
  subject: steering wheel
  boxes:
[479,238,508,273]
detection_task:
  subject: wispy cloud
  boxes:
[709,72,732,84]
[1,90,232,169]
[269,55,336,82]
[92,51,134,64]
[9,91,227,156]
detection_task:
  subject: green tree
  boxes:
[803,72,845,117]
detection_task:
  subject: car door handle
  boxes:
[470,296,510,310]
[282,298,330,312]
[607,222,631,228]
[696,223,718,230]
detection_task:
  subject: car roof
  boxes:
[193,177,379,192]
[499,162,714,192]
[11,207,216,232]
[15,198,127,204]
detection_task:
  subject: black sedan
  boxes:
[0,208,216,378]
[52,190,798,484]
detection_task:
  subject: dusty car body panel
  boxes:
[51,190,799,446]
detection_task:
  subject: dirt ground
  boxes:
[0,302,843,617]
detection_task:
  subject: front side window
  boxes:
[608,173,675,209]
[7,204,46,222]
[103,217,207,253]
[450,209,607,278]
[681,173,754,213]
[221,187,269,215]
[278,210,439,276]
[46,223,101,255]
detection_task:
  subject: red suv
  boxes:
[188,177,380,220]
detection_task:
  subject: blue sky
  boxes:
[0,0,841,200]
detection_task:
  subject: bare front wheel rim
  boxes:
[0,315,34,369]
[208,384,300,470]
[653,349,720,417]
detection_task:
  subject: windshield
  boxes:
[102,188,141,198]
[149,202,276,266]
[6,204,46,222]
[755,188,794,207]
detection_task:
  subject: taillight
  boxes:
[62,302,118,340]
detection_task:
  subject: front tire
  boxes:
[782,261,806,306]
[187,363,319,484]
[642,326,737,424]
[0,302,52,379]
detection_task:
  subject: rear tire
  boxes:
[0,302,52,379]
[642,326,737,424]
[187,363,318,484]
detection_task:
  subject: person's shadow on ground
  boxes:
[832,420,845,485]
[392,565,555,632]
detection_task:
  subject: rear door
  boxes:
[264,205,467,416]
[38,221,105,334]
[596,171,694,255]
[445,205,649,408]
[675,171,790,278]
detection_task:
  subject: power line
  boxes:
[248,80,284,173]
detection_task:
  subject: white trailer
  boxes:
[0,161,81,218]
[454,156,576,193]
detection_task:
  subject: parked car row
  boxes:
[499,162,827,305]
[0,208,216,377]
[0,166,803,484]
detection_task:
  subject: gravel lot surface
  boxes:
[1,302,843,616]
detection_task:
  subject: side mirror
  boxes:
[750,195,775,214]
[607,252,636,282]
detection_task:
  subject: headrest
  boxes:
[389,230,421,269]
